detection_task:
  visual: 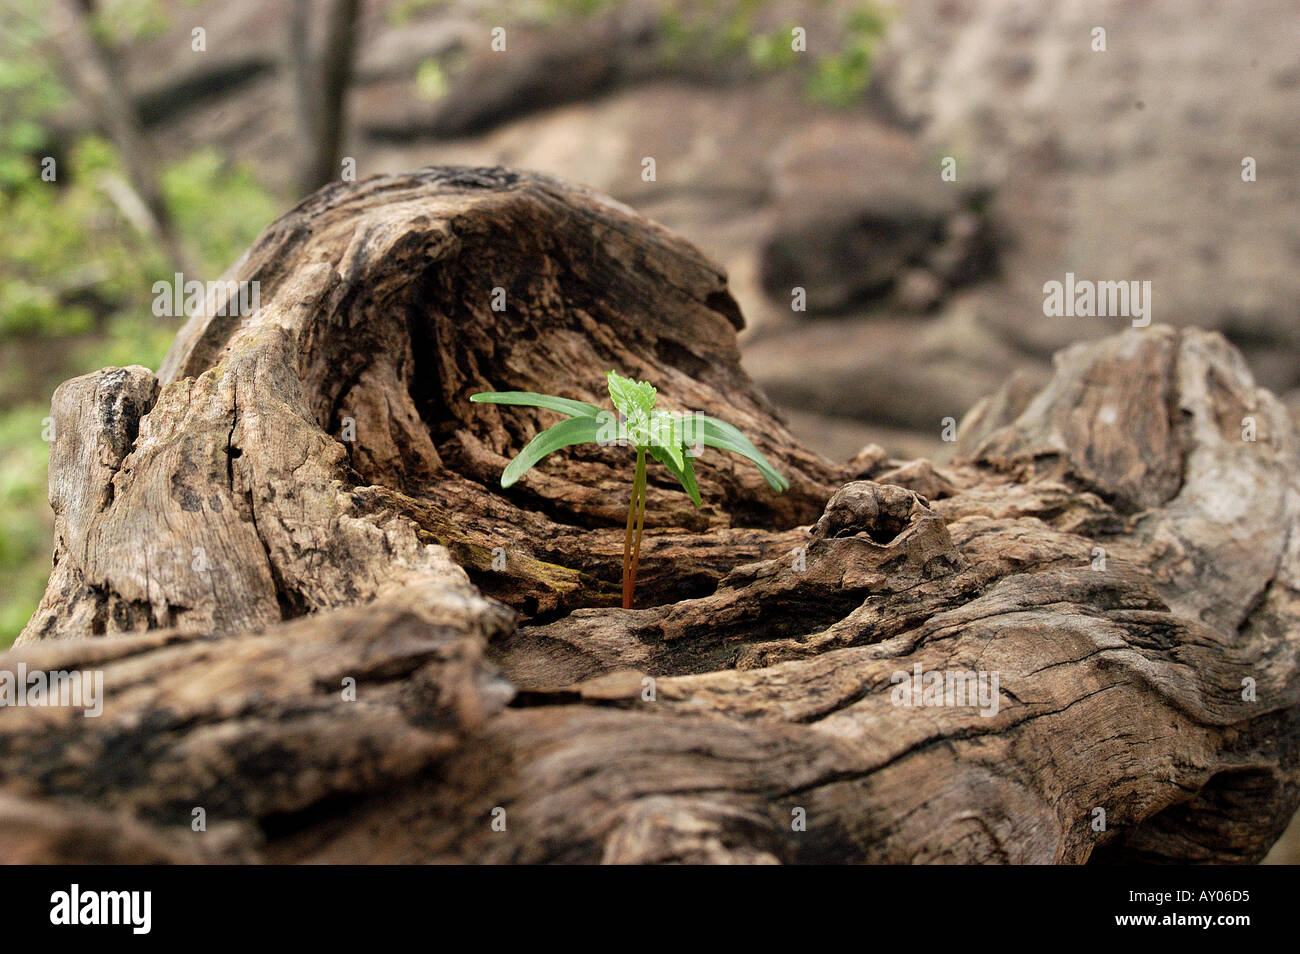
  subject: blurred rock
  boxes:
[873,0,1300,393]
[758,118,997,315]
[743,299,1038,434]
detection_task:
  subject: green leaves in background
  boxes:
[0,405,54,643]
[0,0,282,646]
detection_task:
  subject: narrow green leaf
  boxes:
[695,415,790,492]
[500,415,604,487]
[649,411,685,470]
[650,443,703,508]
[471,390,603,418]
[659,438,684,472]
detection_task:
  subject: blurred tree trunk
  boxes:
[287,0,361,198]
[287,0,318,159]
[48,0,198,276]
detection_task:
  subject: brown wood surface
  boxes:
[4,168,1298,864]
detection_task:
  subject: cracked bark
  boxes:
[5,168,1299,864]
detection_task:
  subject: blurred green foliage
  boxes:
[804,4,888,106]
[0,1,281,647]
[388,0,451,26]
[415,58,452,100]
[660,0,888,102]
[0,405,52,640]
[462,0,888,106]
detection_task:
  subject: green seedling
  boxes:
[472,371,789,608]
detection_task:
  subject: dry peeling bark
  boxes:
[4,167,1299,864]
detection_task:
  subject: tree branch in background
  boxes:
[289,0,362,198]
[287,0,317,162]
[47,0,199,276]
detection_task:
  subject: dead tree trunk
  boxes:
[4,168,1299,864]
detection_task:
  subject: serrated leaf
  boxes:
[500,415,604,487]
[606,371,657,419]
[470,390,603,418]
[695,415,789,492]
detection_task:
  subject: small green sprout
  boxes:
[471,371,789,608]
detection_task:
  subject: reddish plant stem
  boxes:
[621,494,636,608]
[621,448,647,609]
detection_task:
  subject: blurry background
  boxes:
[0,0,1297,858]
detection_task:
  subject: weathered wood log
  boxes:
[4,168,1298,864]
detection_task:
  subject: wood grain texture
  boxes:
[5,168,1298,864]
